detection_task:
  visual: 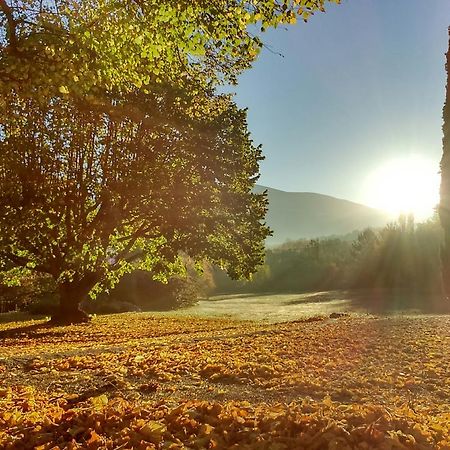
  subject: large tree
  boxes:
[440,28,450,298]
[0,0,338,322]
[0,87,269,323]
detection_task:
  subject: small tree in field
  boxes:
[0,88,269,323]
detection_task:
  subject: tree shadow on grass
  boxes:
[348,289,450,315]
[285,290,345,306]
[207,293,266,302]
[0,321,67,342]
[284,288,450,315]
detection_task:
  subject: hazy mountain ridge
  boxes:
[254,185,391,245]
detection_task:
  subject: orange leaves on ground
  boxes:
[1,314,450,448]
[1,387,450,449]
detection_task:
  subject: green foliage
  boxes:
[1,0,339,100]
[0,0,341,317]
[0,271,58,314]
[0,87,269,305]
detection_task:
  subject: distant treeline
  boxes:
[214,216,443,297]
[1,216,444,314]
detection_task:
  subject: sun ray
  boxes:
[364,156,440,222]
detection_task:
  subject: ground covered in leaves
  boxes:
[0,312,450,449]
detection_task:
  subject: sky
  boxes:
[232,0,450,211]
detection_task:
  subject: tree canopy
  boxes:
[0,0,339,322]
[1,0,338,100]
[0,86,269,321]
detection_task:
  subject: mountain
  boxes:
[254,185,391,246]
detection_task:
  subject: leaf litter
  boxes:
[1,313,450,449]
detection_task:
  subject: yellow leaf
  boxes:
[323,395,333,407]
[90,394,108,410]
[139,420,167,444]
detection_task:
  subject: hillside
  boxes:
[254,185,391,245]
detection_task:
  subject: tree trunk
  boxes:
[439,27,450,299]
[50,273,100,325]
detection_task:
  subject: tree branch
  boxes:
[112,223,150,267]
[4,252,52,275]
[0,0,18,49]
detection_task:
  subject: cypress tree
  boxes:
[439,27,450,297]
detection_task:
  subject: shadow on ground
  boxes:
[0,321,70,341]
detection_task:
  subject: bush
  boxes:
[101,270,203,311]
[0,275,55,314]
[10,267,212,315]
[26,292,59,316]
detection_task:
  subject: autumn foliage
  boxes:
[1,313,450,449]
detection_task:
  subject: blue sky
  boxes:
[233,0,450,207]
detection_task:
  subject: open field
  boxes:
[1,311,450,449]
[165,292,359,323]
[160,290,447,323]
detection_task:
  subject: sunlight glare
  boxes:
[364,156,440,222]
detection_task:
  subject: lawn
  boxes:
[1,312,450,449]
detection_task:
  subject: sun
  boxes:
[364,156,440,222]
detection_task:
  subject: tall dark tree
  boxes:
[439,27,450,298]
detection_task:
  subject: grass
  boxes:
[168,289,449,323]
[0,310,45,324]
